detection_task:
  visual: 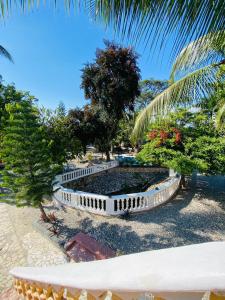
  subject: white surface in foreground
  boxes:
[11,241,225,293]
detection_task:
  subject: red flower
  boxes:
[160,130,169,141]
[147,130,158,140]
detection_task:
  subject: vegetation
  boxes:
[0,45,13,62]
[133,33,225,139]
[67,105,110,156]
[113,78,168,150]
[40,102,82,165]
[0,83,35,132]
[2,1,224,59]
[135,79,168,112]
[81,41,140,160]
[0,100,61,219]
[136,107,225,185]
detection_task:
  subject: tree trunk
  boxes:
[39,203,50,222]
[180,174,186,189]
[106,150,110,161]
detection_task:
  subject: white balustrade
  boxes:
[53,161,180,216]
[11,241,225,299]
[58,160,119,184]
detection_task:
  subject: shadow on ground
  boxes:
[44,175,225,254]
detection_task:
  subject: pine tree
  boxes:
[0,100,60,219]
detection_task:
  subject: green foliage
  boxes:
[40,103,82,165]
[67,105,110,155]
[1,1,224,60]
[0,45,13,62]
[136,108,225,176]
[0,82,36,131]
[80,41,140,159]
[0,101,60,207]
[186,136,225,175]
[81,41,140,118]
[133,32,225,140]
[113,114,135,148]
[135,79,168,112]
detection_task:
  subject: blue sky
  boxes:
[0,4,172,110]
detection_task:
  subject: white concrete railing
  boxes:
[56,160,119,184]
[11,241,225,299]
[53,161,180,216]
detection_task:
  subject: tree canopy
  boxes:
[40,103,82,165]
[133,32,225,139]
[80,41,140,159]
[136,108,225,179]
[0,101,60,217]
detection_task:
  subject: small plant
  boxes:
[48,223,60,237]
[86,152,93,161]
[47,212,57,223]
[40,211,50,223]
[116,249,125,256]
[120,209,131,220]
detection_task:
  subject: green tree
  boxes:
[67,105,113,157]
[40,103,82,165]
[136,108,225,185]
[133,32,225,139]
[0,83,36,132]
[67,105,97,154]
[0,101,60,219]
[135,79,168,111]
[113,114,135,149]
[81,41,140,160]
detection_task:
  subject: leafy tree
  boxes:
[113,114,135,149]
[135,79,168,111]
[0,101,60,219]
[133,32,225,139]
[81,41,140,160]
[40,103,82,165]
[67,105,113,157]
[0,83,36,132]
[136,108,225,186]
[67,105,97,154]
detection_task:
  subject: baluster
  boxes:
[128,198,131,209]
[103,200,106,211]
[95,199,98,209]
[114,200,118,212]
[123,199,127,210]
[137,197,140,208]
[119,199,122,211]
[133,197,136,210]
[99,199,102,210]
[95,199,99,209]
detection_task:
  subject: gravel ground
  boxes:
[69,169,167,195]
[38,174,225,254]
[0,203,67,292]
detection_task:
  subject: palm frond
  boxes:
[83,0,225,56]
[0,1,224,57]
[170,31,225,82]
[215,103,225,128]
[0,45,13,62]
[132,64,219,140]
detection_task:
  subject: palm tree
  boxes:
[0,1,224,57]
[132,31,225,139]
[0,45,13,62]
